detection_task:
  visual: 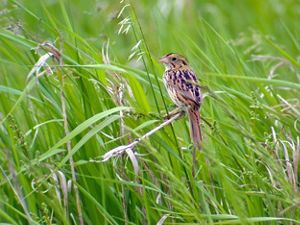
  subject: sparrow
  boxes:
[160,53,202,148]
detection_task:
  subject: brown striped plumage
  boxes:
[160,53,202,148]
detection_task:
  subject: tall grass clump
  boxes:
[0,0,299,224]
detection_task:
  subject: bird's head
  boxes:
[159,53,189,70]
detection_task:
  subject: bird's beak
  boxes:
[159,56,168,64]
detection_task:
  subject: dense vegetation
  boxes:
[0,0,299,224]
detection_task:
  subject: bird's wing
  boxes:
[166,69,201,107]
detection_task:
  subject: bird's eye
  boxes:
[171,57,177,61]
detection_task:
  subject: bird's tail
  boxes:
[188,108,202,149]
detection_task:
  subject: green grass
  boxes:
[0,0,300,224]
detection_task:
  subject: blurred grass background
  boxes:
[0,0,300,224]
